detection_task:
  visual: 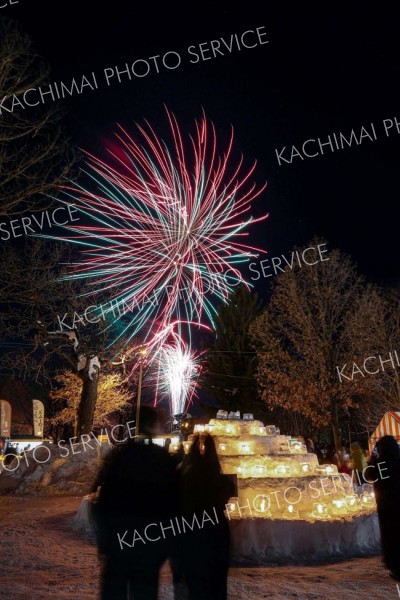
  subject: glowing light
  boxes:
[276,464,290,476]
[347,495,359,511]
[285,503,299,519]
[169,443,180,453]
[361,491,375,505]
[253,494,270,514]
[315,464,338,475]
[155,341,201,415]
[227,498,239,514]
[183,441,191,454]
[331,499,348,514]
[51,109,268,347]
[241,443,252,453]
[254,465,266,474]
[313,502,329,518]
[333,499,345,509]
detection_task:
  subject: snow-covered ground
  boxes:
[0,496,398,600]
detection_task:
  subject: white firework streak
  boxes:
[156,342,202,415]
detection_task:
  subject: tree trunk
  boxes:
[331,401,341,451]
[76,357,100,437]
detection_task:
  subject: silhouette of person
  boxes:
[350,441,366,484]
[93,405,179,600]
[365,435,400,581]
[178,433,234,600]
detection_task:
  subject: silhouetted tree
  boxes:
[0,19,75,216]
[203,285,262,415]
[0,240,137,436]
[250,239,382,450]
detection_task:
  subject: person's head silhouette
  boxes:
[376,435,400,462]
[184,433,222,476]
[138,405,161,436]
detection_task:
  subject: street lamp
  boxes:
[135,347,147,439]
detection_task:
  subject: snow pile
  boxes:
[0,442,110,496]
[0,496,389,599]
[230,513,381,563]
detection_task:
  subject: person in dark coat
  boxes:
[365,435,400,581]
[178,433,234,600]
[92,406,179,600]
[350,441,367,484]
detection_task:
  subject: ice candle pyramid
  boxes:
[184,412,375,522]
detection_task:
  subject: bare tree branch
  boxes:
[0,18,77,217]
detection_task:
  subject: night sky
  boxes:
[7,1,400,290]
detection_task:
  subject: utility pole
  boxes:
[135,348,147,439]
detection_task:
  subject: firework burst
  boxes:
[154,340,202,416]
[52,109,268,346]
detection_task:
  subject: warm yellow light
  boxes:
[254,465,265,474]
[361,491,375,504]
[276,464,290,475]
[288,504,294,513]
[312,502,329,519]
[301,463,310,473]
[332,499,347,514]
[315,464,338,475]
[252,494,271,514]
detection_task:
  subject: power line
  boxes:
[205,371,256,379]
[206,350,257,354]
